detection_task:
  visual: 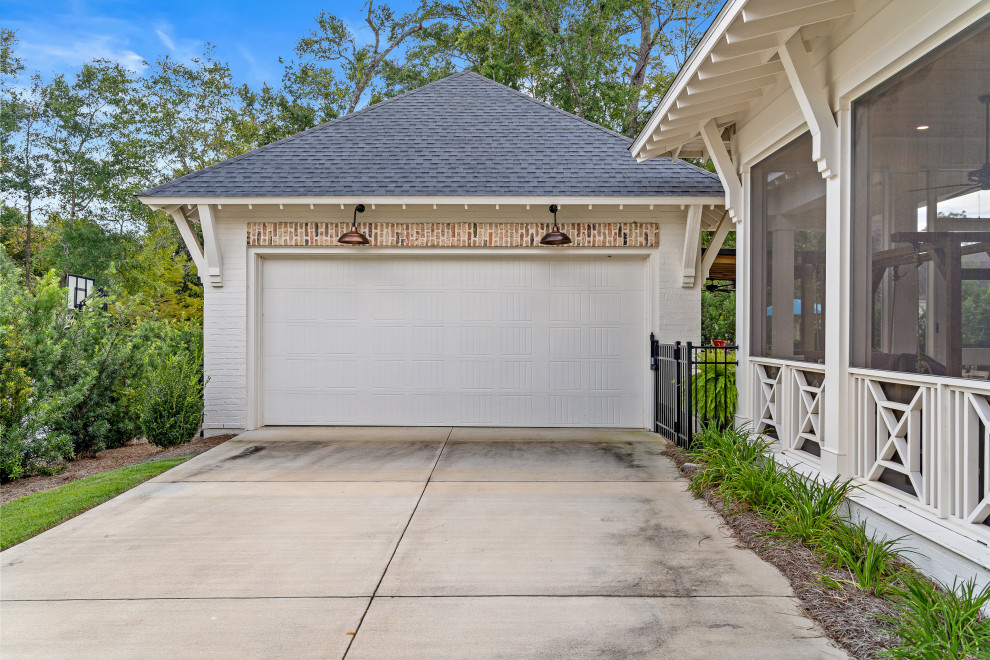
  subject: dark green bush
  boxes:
[140,348,205,448]
[12,269,141,455]
[1,252,75,480]
[0,247,206,477]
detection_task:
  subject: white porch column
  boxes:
[821,105,853,479]
[736,168,753,428]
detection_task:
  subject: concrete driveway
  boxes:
[1,428,846,659]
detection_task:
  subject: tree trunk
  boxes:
[25,198,32,287]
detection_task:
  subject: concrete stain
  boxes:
[224,446,265,461]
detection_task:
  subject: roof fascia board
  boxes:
[629,0,749,157]
[139,195,725,209]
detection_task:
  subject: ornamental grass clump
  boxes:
[879,575,990,659]
[819,520,911,597]
[765,475,858,550]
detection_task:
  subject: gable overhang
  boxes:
[630,0,856,166]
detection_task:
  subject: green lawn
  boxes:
[1,457,190,550]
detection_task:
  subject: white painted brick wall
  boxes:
[202,213,248,434]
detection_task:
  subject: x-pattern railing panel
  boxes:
[754,362,781,434]
[792,369,823,455]
[957,391,990,525]
[863,379,928,503]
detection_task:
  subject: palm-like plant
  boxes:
[691,349,737,427]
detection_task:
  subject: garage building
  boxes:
[139,72,725,434]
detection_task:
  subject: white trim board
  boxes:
[140,195,725,210]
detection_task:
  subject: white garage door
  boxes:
[261,257,647,427]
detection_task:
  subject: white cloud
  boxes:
[155,28,176,53]
[20,34,147,72]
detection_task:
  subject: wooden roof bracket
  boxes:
[701,210,732,282]
[681,205,704,288]
[700,119,743,223]
[165,204,207,281]
[777,32,839,179]
[198,203,224,288]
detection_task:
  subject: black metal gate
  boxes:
[650,334,738,449]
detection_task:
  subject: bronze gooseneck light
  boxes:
[338,204,370,245]
[540,204,572,246]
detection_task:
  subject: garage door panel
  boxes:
[588,360,622,391]
[261,257,646,427]
[498,360,533,390]
[550,395,620,426]
[409,293,444,321]
[460,326,496,355]
[550,361,582,390]
[588,292,622,323]
[459,360,497,389]
[549,293,582,322]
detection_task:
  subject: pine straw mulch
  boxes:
[0,434,237,505]
[660,441,900,660]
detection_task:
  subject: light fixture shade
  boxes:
[338,204,369,245]
[338,229,371,245]
[540,204,572,246]
[540,229,572,246]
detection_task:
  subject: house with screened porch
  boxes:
[631,0,989,590]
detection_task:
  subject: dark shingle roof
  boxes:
[139,72,723,198]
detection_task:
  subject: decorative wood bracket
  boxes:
[778,33,839,179]
[701,210,732,281]
[700,119,742,223]
[197,204,223,288]
[681,205,703,288]
[166,204,206,281]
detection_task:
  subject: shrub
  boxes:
[820,520,910,597]
[140,348,205,448]
[0,407,74,483]
[879,575,990,659]
[0,252,75,480]
[692,350,737,427]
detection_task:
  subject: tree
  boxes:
[140,46,241,180]
[1,77,49,284]
[42,60,140,230]
[624,0,721,134]
[401,0,719,135]
[231,82,323,149]
[287,0,448,117]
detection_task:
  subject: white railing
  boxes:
[750,358,826,461]
[752,359,782,434]
[850,368,990,531]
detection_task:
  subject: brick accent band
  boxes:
[247,222,658,248]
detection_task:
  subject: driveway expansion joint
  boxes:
[341,427,453,659]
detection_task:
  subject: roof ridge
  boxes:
[142,72,483,194]
[457,71,637,144]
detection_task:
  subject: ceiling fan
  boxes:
[909,93,990,196]
[704,282,734,294]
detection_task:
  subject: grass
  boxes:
[682,423,990,659]
[0,457,190,550]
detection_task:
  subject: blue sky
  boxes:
[4,0,422,86]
